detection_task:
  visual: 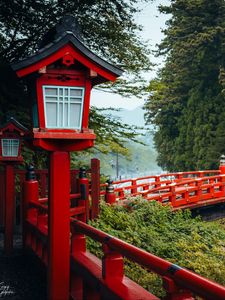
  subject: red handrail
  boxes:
[71,219,225,300]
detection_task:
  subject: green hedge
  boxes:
[88,198,225,297]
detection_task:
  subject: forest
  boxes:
[144,0,225,171]
[1,1,225,298]
[1,1,225,172]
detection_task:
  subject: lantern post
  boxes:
[12,16,122,300]
[0,117,27,254]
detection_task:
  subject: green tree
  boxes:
[0,0,152,163]
[144,0,225,171]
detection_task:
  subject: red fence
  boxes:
[2,164,225,299]
[22,179,225,299]
[102,170,225,210]
[0,159,100,231]
[100,170,220,199]
[1,167,224,234]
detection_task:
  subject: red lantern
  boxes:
[11,16,122,152]
[0,117,27,254]
[0,117,27,163]
[11,16,123,298]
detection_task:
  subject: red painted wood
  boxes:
[91,158,100,219]
[32,135,95,152]
[71,251,158,300]
[0,170,5,227]
[72,219,225,300]
[70,230,86,300]
[16,45,118,82]
[4,164,15,254]
[48,151,70,300]
[23,177,39,248]
[102,245,124,281]
[77,175,89,222]
[82,80,91,129]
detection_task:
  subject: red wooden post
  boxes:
[155,176,160,188]
[105,180,116,204]
[169,184,176,207]
[71,229,86,300]
[0,169,5,227]
[4,164,15,255]
[102,244,124,281]
[18,171,26,229]
[48,151,70,300]
[131,178,137,194]
[91,158,100,219]
[219,175,225,196]
[162,277,194,300]
[196,179,202,202]
[177,173,183,181]
[198,171,204,178]
[78,167,89,222]
[23,166,39,248]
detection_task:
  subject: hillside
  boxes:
[91,106,161,178]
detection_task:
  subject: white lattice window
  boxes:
[2,139,20,157]
[43,86,85,129]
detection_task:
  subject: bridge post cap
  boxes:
[106,179,114,193]
[220,155,225,166]
[79,167,86,178]
[26,165,36,181]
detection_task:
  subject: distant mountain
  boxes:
[107,106,146,127]
[99,106,162,176]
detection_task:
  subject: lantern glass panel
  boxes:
[2,139,20,157]
[43,86,85,129]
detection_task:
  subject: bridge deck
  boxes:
[173,196,225,211]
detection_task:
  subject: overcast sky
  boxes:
[90,0,170,110]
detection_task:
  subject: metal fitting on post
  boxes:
[220,155,225,165]
[105,179,116,204]
[106,179,114,193]
[78,167,89,222]
[219,155,225,174]
[79,167,86,179]
[26,165,36,181]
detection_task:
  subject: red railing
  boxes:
[20,167,225,299]
[0,158,100,230]
[22,196,225,300]
[0,167,222,230]
[102,171,225,210]
[70,219,225,300]
[139,174,225,208]
[100,170,221,200]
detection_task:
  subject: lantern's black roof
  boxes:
[11,16,123,78]
[1,117,28,133]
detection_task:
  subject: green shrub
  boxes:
[88,198,225,297]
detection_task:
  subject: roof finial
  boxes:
[56,15,82,40]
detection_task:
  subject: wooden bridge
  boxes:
[1,160,225,299]
[103,169,225,212]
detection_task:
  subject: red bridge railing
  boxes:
[102,170,225,210]
[22,182,225,300]
[71,219,225,300]
[1,161,225,299]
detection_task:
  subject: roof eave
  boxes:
[11,33,123,79]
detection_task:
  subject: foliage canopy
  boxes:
[144,0,225,171]
[0,0,152,160]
